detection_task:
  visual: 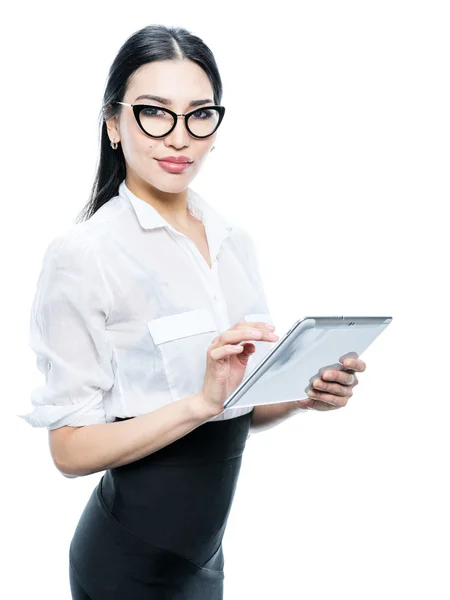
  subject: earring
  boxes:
[210,145,215,152]
[110,140,119,150]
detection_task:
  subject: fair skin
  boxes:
[105,58,214,258]
[105,58,367,432]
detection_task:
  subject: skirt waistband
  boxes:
[113,408,253,466]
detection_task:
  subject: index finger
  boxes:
[243,321,275,330]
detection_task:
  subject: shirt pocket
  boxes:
[243,312,275,377]
[147,308,218,402]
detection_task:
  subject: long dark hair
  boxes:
[75,24,223,224]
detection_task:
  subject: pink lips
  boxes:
[158,155,192,163]
[156,159,193,173]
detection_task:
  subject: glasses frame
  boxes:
[109,102,226,139]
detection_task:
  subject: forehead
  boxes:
[126,60,213,104]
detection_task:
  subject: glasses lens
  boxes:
[187,108,220,137]
[138,106,221,138]
[139,106,175,137]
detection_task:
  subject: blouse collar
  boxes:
[118,179,233,234]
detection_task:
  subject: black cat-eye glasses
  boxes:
[106,102,226,139]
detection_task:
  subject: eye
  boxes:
[141,107,167,117]
[191,109,214,119]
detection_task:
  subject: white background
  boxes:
[2,1,449,598]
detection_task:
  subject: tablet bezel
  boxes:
[223,315,392,409]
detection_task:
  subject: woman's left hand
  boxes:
[296,354,367,411]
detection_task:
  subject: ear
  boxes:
[105,114,120,143]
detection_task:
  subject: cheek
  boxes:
[193,149,211,167]
[122,133,156,165]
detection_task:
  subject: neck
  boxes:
[125,176,192,227]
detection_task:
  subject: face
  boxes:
[106,59,219,197]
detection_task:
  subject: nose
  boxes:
[165,114,190,147]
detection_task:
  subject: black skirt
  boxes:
[69,409,253,599]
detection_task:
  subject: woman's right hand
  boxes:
[200,321,279,415]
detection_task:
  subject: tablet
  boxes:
[223,316,392,409]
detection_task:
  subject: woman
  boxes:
[19,24,365,599]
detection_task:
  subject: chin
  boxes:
[154,169,198,191]
[147,175,196,194]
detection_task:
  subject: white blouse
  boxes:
[18,180,276,430]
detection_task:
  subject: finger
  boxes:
[311,400,340,411]
[320,371,358,386]
[340,352,359,365]
[210,340,259,361]
[312,376,356,395]
[238,321,276,331]
[341,357,366,372]
[298,398,339,411]
[210,344,245,361]
[219,328,262,344]
[307,389,350,407]
[220,327,278,345]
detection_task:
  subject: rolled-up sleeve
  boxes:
[18,229,115,430]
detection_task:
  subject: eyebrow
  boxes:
[134,94,214,107]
